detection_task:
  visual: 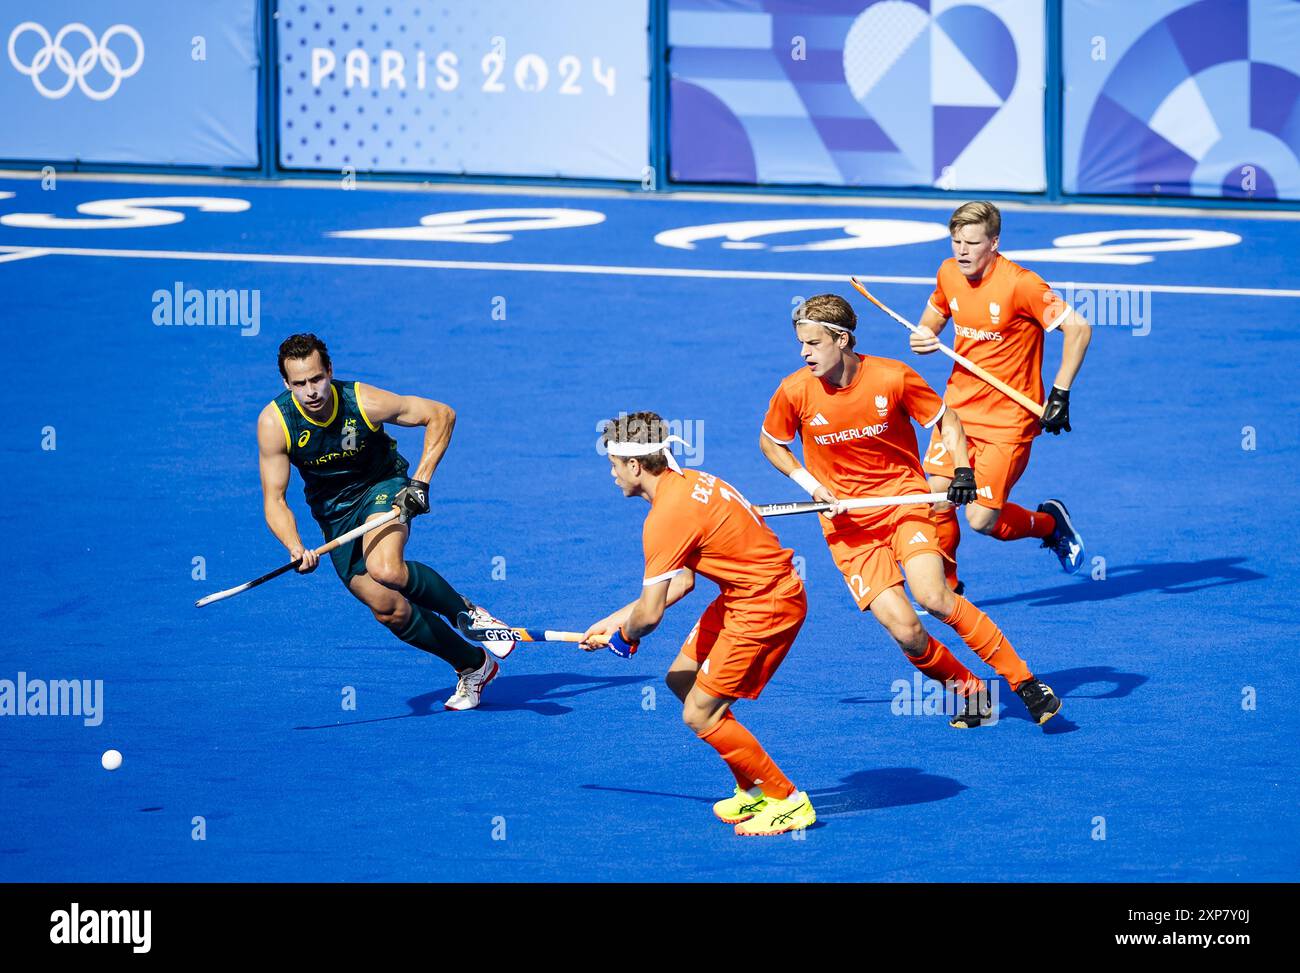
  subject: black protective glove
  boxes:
[947,467,977,505]
[1040,387,1071,435]
[394,478,430,521]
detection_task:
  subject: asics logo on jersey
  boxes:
[8,22,145,101]
[873,395,888,417]
[954,323,1003,342]
[297,430,311,447]
[808,413,830,427]
[812,421,888,446]
[907,531,928,545]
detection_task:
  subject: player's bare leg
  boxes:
[349,511,494,709]
[667,652,768,824]
[868,583,987,725]
[665,650,700,704]
[903,553,1060,725]
[967,499,1085,573]
[345,571,412,636]
[963,503,1000,534]
[926,476,964,593]
[681,681,732,735]
[360,508,516,657]
[361,513,467,622]
[669,652,809,831]
[930,475,1084,577]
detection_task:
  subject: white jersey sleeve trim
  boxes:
[643,569,684,587]
[927,300,948,318]
[921,402,947,429]
[762,427,796,446]
[1045,304,1073,332]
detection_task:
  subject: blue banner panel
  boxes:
[278,1,650,180]
[1064,0,1300,200]
[0,1,260,167]
[668,0,1045,191]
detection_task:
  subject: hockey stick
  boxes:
[757,492,948,518]
[849,276,1045,418]
[195,508,403,607]
[456,612,608,647]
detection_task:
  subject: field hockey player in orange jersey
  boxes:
[913,201,1092,592]
[581,412,816,835]
[760,296,1061,727]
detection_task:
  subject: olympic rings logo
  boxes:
[7,22,144,100]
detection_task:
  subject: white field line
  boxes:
[0,247,47,263]
[2,244,1299,297]
[4,168,1300,220]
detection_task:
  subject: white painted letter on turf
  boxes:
[655,218,948,253]
[332,208,605,244]
[0,197,250,231]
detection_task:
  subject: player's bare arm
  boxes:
[759,433,842,513]
[937,407,971,473]
[1040,310,1092,434]
[929,407,978,509]
[581,569,696,648]
[355,383,455,482]
[910,303,950,355]
[624,577,673,641]
[257,404,319,573]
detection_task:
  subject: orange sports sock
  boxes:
[940,594,1032,689]
[990,503,1055,542]
[698,711,795,800]
[932,506,961,587]
[908,636,984,696]
[715,712,754,790]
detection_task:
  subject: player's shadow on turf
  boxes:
[483,673,648,716]
[839,666,1145,736]
[974,557,1265,608]
[294,672,645,728]
[582,767,965,818]
[810,767,965,816]
[991,666,1145,735]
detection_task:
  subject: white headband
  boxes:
[796,317,853,334]
[606,435,688,474]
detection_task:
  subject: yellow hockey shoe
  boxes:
[713,786,768,824]
[734,790,816,837]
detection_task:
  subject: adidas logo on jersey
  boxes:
[808,413,830,427]
[874,394,888,417]
[907,531,928,545]
[978,485,993,499]
[949,298,959,313]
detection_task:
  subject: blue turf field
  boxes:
[1,176,1297,881]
